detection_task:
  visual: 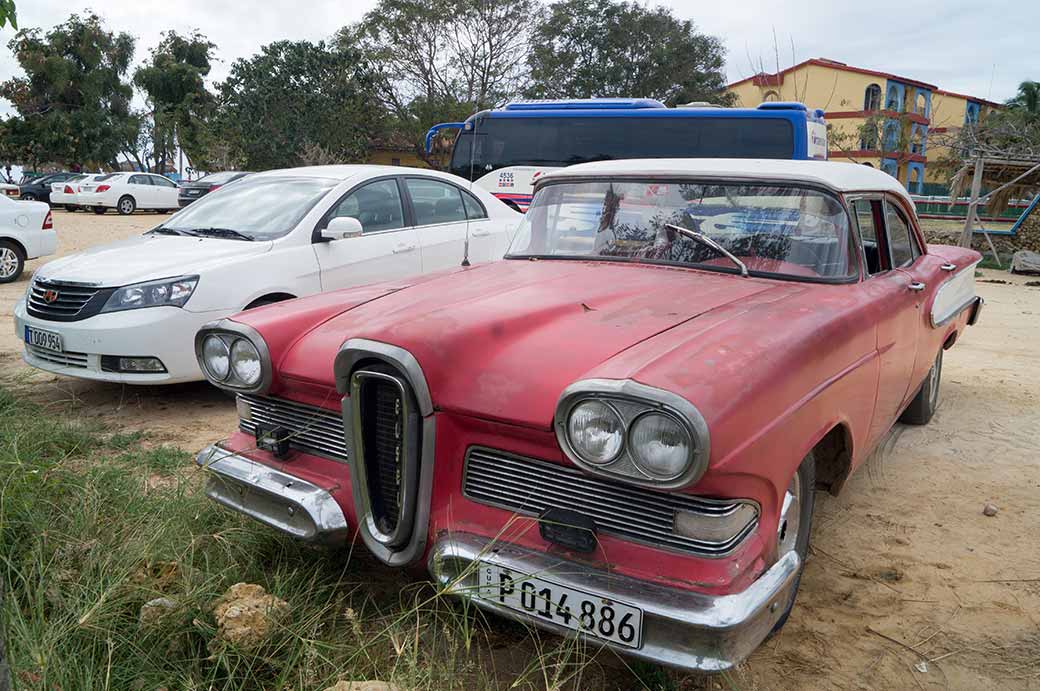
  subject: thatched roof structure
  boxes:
[948,157,1040,216]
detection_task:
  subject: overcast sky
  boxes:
[1,0,1036,116]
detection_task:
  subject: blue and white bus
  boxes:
[427,99,828,211]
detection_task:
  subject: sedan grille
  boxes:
[463,447,758,557]
[27,280,112,322]
[239,394,349,462]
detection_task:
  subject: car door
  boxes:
[127,174,156,208]
[312,177,422,291]
[849,197,921,449]
[149,175,180,208]
[403,177,475,270]
[886,197,947,399]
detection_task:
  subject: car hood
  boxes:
[36,234,273,286]
[274,260,786,429]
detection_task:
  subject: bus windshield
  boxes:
[449,116,795,180]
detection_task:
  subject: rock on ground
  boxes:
[211,583,289,650]
[324,682,401,691]
[139,597,177,628]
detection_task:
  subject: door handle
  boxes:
[471,229,491,237]
[392,244,416,254]
[941,263,956,271]
[908,281,926,292]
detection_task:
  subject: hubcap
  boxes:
[121,200,132,213]
[777,472,801,557]
[0,247,18,278]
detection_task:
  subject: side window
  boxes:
[406,178,467,226]
[852,199,885,275]
[461,189,487,219]
[150,176,177,188]
[885,201,918,267]
[129,175,151,185]
[330,179,405,234]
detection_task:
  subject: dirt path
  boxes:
[1,211,1038,689]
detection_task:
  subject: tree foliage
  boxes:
[213,39,382,170]
[1007,80,1040,116]
[0,13,135,169]
[0,0,15,30]
[133,31,216,172]
[344,0,539,164]
[525,0,734,106]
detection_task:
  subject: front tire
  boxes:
[117,196,136,215]
[770,451,816,634]
[0,240,25,283]
[900,350,942,425]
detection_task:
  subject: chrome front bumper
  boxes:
[195,445,349,542]
[429,533,801,673]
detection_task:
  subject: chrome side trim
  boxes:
[335,340,436,567]
[554,378,711,490]
[194,444,348,542]
[930,259,981,328]
[428,532,801,673]
[194,319,274,395]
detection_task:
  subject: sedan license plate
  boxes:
[476,562,642,648]
[24,325,63,353]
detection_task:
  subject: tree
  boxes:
[525,0,734,106]
[0,0,15,29]
[134,31,217,173]
[1007,80,1040,116]
[344,0,539,166]
[214,39,382,170]
[0,13,135,169]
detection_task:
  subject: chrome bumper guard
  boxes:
[195,445,349,542]
[429,533,800,673]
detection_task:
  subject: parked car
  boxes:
[50,174,100,211]
[19,172,77,204]
[76,172,180,214]
[178,171,252,207]
[14,165,520,383]
[1,182,19,199]
[192,159,982,673]
[0,195,55,282]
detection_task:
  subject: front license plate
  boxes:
[24,325,63,353]
[476,562,642,648]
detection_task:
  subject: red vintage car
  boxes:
[194,159,982,672]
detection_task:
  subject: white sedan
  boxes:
[14,165,520,383]
[0,196,56,282]
[50,174,100,211]
[78,172,181,215]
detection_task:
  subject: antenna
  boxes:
[462,118,476,267]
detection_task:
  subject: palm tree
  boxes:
[1008,80,1040,114]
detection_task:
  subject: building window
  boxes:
[860,125,878,151]
[763,90,780,102]
[864,84,882,111]
[915,91,928,116]
[886,85,900,111]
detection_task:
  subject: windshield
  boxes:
[157,176,337,241]
[450,116,794,180]
[507,180,856,280]
[196,171,244,185]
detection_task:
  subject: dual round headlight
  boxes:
[202,334,262,386]
[565,400,693,480]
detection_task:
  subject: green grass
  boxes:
[0,386,693,691]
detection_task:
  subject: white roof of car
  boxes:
[252,164,457,182]
[541,159,913,202]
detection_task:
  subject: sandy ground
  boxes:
[2,210,1038,689]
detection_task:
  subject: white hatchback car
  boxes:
[0,196,55,282]
[79,172,181,215]
[14,165,520,383]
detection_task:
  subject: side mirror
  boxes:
[321,216,363,241]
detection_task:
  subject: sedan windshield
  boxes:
[157,176,337,241]
[507,180,856,280]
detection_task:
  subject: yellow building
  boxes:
[727,58,1001,193]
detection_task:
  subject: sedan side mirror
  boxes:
[321,216,363,241]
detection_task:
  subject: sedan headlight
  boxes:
[555,379,710,489]
[102,276,198,313]
[194,321,271,392]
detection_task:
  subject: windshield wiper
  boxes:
[665,223,749,278]
[148,227,191,237]
[175,227,255,241]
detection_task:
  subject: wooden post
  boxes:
[959,157,985,247]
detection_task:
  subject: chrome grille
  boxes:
[27,280,109,322]
[463,447,758,557]
[239,394,348,462]
[25,344,88,369]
